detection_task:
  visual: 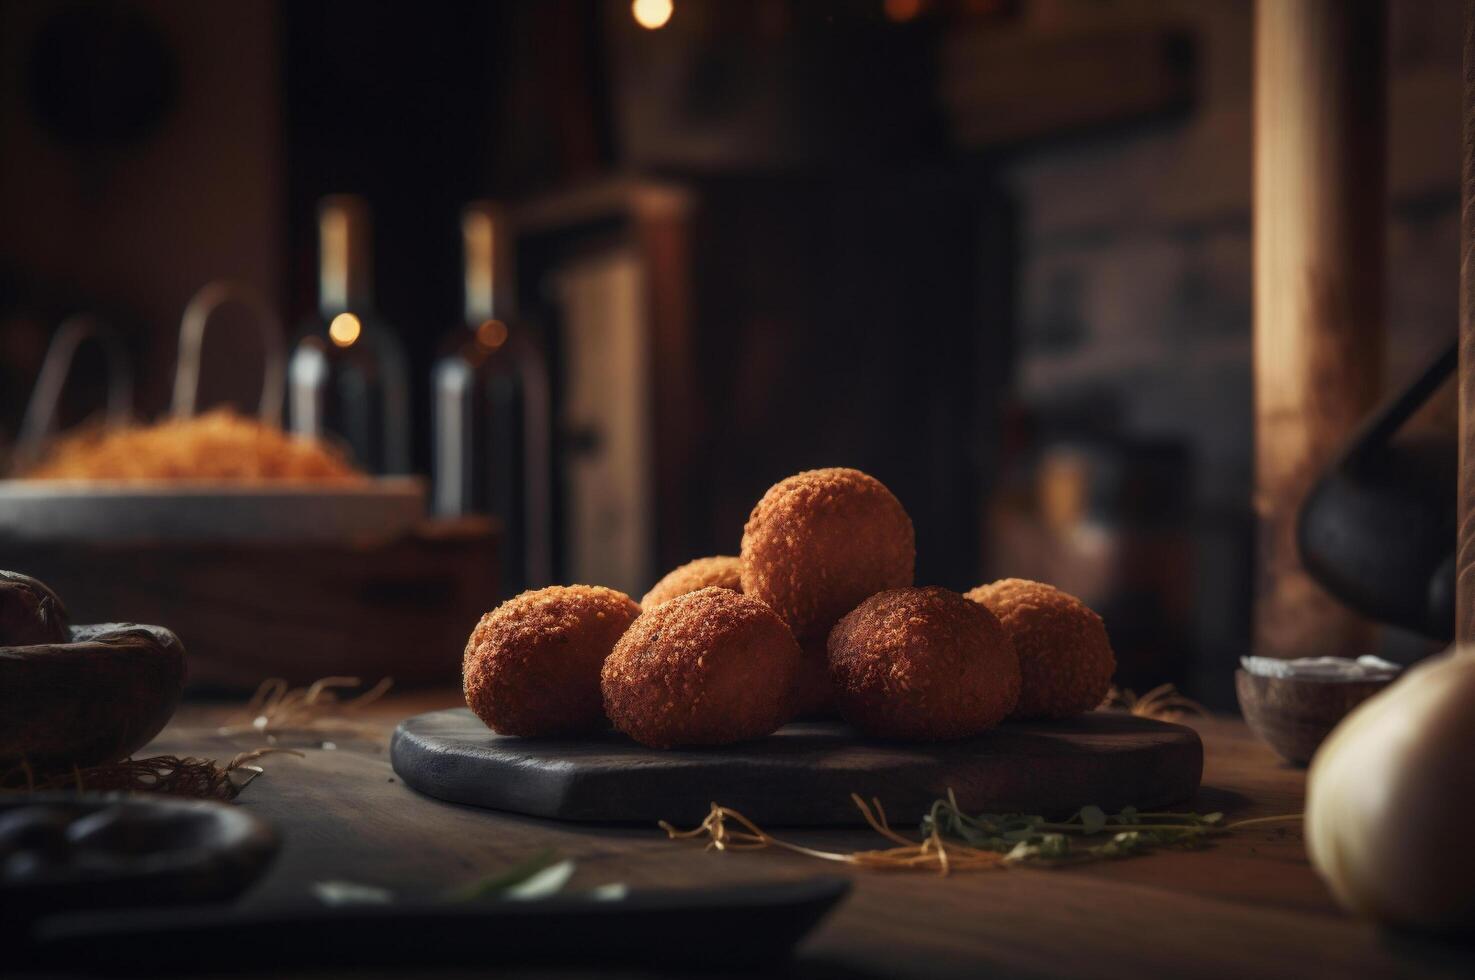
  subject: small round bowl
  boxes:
[1235,669,1393,766]
[0,792,278,934]
[1,623,186,771]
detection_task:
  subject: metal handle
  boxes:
[14,314,134,469]
[172,281,285,427]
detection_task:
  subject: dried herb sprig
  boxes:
[1098,683,1208,720]
[661,795,1008,873]
[661,790,1301,875]
[922,789,1237,863]
[0,747,300,800]
[218,676,393,741]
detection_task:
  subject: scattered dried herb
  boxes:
[218,676,393,742]
[0,748,299,800]
[662,791,1301,875]
[662,795,1008,873]
[1099,683,1207,720]
[921,790,1232,863]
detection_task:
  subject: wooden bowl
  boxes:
[0,624,186,771]
[1235,669,1392,766]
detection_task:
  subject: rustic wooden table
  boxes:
[125,693,1475,979]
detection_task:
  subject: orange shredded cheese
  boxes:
[26,409,363,483]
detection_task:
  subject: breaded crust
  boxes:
[602,587,802,748]
[965,578,1115,720]
[741,467,914,641]
[828,587,1019,741]
[641,555,742,608]
[463,585,640,736]
[791,634,837,718]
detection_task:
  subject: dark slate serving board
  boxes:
[391,709,1204,827]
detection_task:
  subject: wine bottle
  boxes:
[287,195,411,474]
[433,201,552,592]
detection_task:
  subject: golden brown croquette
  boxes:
[828,587,1019,741]
[641,555,743,608]
[463,585,641,736]
[790,634,836,718]
[740,467,914,642]
[965,578,1114,720]
[601,587,802,748]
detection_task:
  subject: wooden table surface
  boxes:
[127,693,1475,979]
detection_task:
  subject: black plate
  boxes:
[0,792,278,931]
[21,876,851,972]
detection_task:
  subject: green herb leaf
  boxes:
[589,882,629,902]
[313,880,395,906]
[445,848,568,902]
[1039,834,1071,858]
[503,859,576,901]
[917,792,1231,866]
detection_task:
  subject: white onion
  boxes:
[1305,650,1475,931]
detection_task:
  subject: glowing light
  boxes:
[329,313,362,347]
[884,0,924,22]
[632,0,673,30]
[476,319,508,351]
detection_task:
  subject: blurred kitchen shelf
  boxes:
[508,177,697,592]
[941,22,1197,149]
[0,519,500,692]
[1019,334,1250,394]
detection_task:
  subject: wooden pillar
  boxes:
[1458,0,1475,644]
[1252,0,1385,658]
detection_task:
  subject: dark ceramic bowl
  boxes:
[0,623,186,771]
[1235,668,1393,766]
[0,792,278,933]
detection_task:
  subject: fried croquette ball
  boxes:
[741,467,915,641]
[828,587,1019,741]
[463,585,640,737]
[965,578,1115,720]
[641,555,742,608]
[790,635,836,718]
[601,587,802,748]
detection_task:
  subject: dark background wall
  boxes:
[0,0,1464,707]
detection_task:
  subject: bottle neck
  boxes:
[319,195,373,318]
[462,202,512,326]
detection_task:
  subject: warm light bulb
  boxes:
[476,319,508,350]
[884,0,924,22]
[632,0,673,30]
[329,312,362,347]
